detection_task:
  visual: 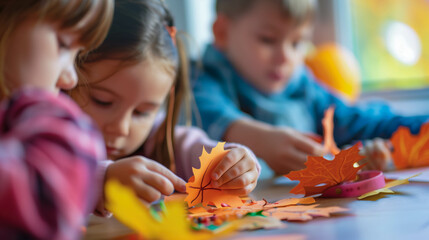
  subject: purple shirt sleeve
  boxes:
[0,89,106,240]
[144,122,261,181]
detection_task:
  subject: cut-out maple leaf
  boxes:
[285,143,365,196]
[188,197,316,221]
[358,173,421,199]
[391,123,429,169]
[263,205,348,221]
[185,142,244,208]
[322,106,340,155]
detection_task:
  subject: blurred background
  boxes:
[164,0,429,115]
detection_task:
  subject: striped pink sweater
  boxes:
[0,89,106,240]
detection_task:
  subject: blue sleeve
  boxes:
[193,73,248,140]
[306,72,429,146]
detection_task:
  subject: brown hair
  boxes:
[0,0,114,99]
[216,0,316,23]
[73,0,191,171]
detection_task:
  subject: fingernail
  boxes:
[180,183,186,192]
[212,173,219,180]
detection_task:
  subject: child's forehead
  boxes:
[235,2,308,30]
[232,0,312,26]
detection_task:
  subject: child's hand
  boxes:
[263,127,326,174]
[210,147,258,196]
[360,138,393,171]
[105,156,187,204]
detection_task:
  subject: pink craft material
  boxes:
[322,170,385,198]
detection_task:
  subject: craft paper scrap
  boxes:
[188,197,316,218]
[285,143,365,196]
[358,173,422,199]
[391,122,429,169]
[188,197,346,223]
[322,106,340,155]
[263,205,348,221]
[185,142,244,208]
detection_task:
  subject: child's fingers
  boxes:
[140,171,174,196]
[213,159,253,187]
[145,160,186,192]
[294,134,326,156]
[211,148,245,181]
[221,180,257,196]
[283,149,307,170]
[373,139,391,170]
[132,178,162,203]
[361,138,391,170]
[217,170,258,189]
[362,141,376,170]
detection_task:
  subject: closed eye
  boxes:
[258,36,276,45]
[133,110,152,117]
[90,96,112,107]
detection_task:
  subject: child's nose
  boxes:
[57,63,78,90]
[274,44,292,64]
[106,113,131,137]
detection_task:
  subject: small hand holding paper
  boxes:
[211,147,259,196]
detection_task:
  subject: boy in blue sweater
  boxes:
[193,0,428,175]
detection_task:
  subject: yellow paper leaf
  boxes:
[105,179,156,237]
[358,173,421,199]
[105,180,223,240]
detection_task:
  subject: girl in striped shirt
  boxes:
[0,1,113,239]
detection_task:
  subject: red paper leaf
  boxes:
[285,143,365,196]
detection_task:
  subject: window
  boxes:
[345,0,429,91]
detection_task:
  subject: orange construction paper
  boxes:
[264,197,316,208]
[188,197,316,220]
[285,143,365,196]
[391,123,429,169]
[322,106,341,155]
[263,204,348,221]
[185,142,244,208]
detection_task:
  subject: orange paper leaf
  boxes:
[188,197,317,220]
[264,205,348,221]
[391,123,429,169]
[285,143,365,196]
[185,142,244,208]
[322,106,340,155]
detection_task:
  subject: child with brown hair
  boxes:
[193,0,429,175]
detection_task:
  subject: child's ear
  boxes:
[213,14,230,50]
